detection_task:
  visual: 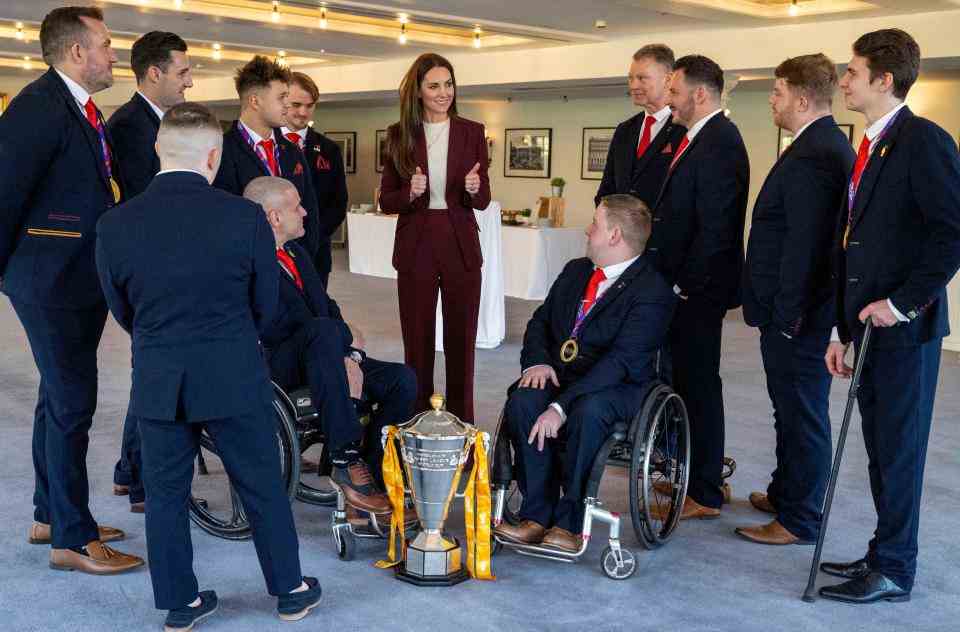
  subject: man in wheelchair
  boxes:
[493,194,677,552]
[246,177,416,516]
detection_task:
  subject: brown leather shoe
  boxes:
[541,526,581,553]
[50,540,144,575]
[652,481,732,505]
[735,519,811,545]
[29,522,125,545]
[749,492,777,514]
[130,502,145,514]
[650,496,721,521]
[493,519,546,545]
[331,461,392,514]
[113,484,129,496]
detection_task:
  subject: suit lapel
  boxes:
[620,114,645,180]
[234,121,272,177]
[850,108,911,230]
[444,117,462,206]
[634,116,673,175]
[49,70,112,191]
[578,258,644,332]
[566,264,594,334]
[135,93,161,128]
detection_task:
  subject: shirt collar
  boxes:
[792,114,830,142]
[685,108,724,141]
[646,105,672,124]
[136,91,166,120]
[157,168,207,178]
[866,102,907,142]
[281,125,308,142]
[600,254,640,280]
[54,68,90,108]
[238,119,274,146]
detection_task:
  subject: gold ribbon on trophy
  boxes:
[375,425,405,569]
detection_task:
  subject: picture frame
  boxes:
[325,131,357,173]
[778,122,857,157]
[375,129,388,173]
[581,127,615,180]
[838,123,855,144]
[504,128,552,178]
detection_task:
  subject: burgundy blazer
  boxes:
[379,116,491,272]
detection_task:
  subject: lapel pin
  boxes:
[880,146,888,158]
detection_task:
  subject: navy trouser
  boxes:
[11,300,107,548]
[113,411,145,504]
[505,383,643,532]
[357,357,417,484]
[759,326,832,541]
[669,296,727,509]
[139,405,303,610]
[856,337,941,591]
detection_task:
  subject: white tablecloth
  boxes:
[501,225,585,300]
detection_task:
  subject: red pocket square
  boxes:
[661,143,673,154]
[293,162,304,176]
[315,154,331,171]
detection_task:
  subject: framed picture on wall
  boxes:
[778,122,857,157]
[325,131,357,173]
[375,129,388,173]
[504,128,552,178]
[838,123,855,144]
[581,127,615,180]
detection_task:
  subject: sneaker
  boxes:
[164,591,218,632]
[277,577,322,622]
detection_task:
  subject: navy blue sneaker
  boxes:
[164,591,218,632]
[277,576,322,621]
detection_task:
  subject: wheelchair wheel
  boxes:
[188,394,301,540]
[333,526,356,561]
[490,408,523,526]
[629,384,690,549]
[294,440,338,507]
[600,546,637,580]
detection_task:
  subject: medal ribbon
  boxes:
[375,425,405,569]
[84,100,114,182]
[846,110,899,215]
[237,123,283,177]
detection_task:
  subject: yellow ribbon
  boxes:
[374,425,406,569]
[463,434,495,580]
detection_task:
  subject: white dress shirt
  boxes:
[137,91,166,121]
[55,68,90,113]
[424,119,450,209]
[637,105,673,152]
[238,119,274,146]
[280,125,308,149]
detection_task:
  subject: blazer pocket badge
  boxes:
[315,154,331,171]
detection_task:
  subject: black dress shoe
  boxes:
[820,557,871,579]
[164,591,218,631]
[819,572,910,604]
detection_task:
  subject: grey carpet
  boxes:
[0,250,957,631]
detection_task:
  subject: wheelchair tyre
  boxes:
[335,529,356,561]
[629,385,690,549]
[188,394,301,540]
[600,546,637,580]
[490,408,523,526]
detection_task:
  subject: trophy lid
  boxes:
[399,393,477,440]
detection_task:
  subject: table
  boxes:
[501,225,585,301]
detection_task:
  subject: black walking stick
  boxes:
[802,319,874,602]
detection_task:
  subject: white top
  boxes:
[238,119,274,146]
[55,68,90,112]
[281,125,308,149]
[864,102,908,154]
[684,108,725,142]
[137,91,166,120]
[424,119,450,209]
[638,105,673,151]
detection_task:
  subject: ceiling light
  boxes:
[15,22,24,40]
[789,0,799,17]
[22,55,31,70]
[277,50,287,66]
[212,42,222,60]
[319,5,327,28]
[473,26,481,48]
[173,0,183,8]
[272,0,280,22]
[398,22,407,44]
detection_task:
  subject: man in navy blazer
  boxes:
[493,195,676,553]
[737,54,856,546]
[819,29,960,605]
[249,177,415,513]
[96,103,321,629]
[595,44,686,210]
[214,56,320,261]
[647,55,749,520]
[282,72,348,287]
[0,6,144,574]
[106,30,193,513]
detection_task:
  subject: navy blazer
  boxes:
[743,116,855,337]
[0,68,120,309]
[107,92,161,199]
[260,240,352,351]
[95,171,278,422]
[302,128,348,245]
[834,107,960,348]
[521,254,677,411]
[214,120,320,258]
[648,112,750,309]
[595,111,687,210]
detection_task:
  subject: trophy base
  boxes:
[395,533,468,587]
[395,565,469,587]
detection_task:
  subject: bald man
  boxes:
[96,102,321,631]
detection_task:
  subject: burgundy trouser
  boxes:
[396,211,480,421]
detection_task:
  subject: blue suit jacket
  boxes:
[302,128,347,247]
[0,68,120,309]
[95,171,278,421]
[520,254,677,411]
[834,107,960,347]
[107,92,161,199]
[648,112,750,309]
[595,112,687,210]
[743,116,855,337]
[214,120,320,259]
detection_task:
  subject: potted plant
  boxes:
[550,177,566,197]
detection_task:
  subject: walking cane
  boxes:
[802,319,874,602]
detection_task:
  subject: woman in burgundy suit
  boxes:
[379,53,491,422]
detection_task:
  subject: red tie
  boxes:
[258,138,278,176]
[83,97,99,129]
[850,135,871,196]
[669,136,690,172]
[581,268,607,315]
[635,115,657,159]
[276,248,303,290]
[285,131,304,150]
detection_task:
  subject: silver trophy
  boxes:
[391,394,479,586]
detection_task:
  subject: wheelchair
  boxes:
[188,381,398,560]
[490,379,691,580]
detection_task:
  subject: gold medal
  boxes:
[560,338,579,363]
[110,177,121,204]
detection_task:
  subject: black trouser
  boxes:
[113,411,145,504]
[505,383,642,532]
[11,300,107,548]
[759,326,832,541]
[139,405,303,610]
[356,357,417,484]
[669,296,726,509]
[856,337,941,591]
